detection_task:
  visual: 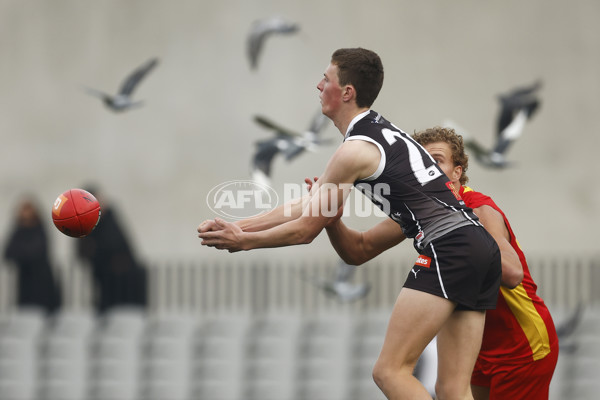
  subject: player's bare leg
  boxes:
[372,288,456,400]
[436,309,486,400]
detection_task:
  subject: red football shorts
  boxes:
[471,345,559,400]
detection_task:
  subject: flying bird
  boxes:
[251,109,332,185]
[553,302,585,354]
[301,260,371,303]
[444,80,542,168]
[84,58,159,112]
[247,16,299,70]
[555,302,584,339]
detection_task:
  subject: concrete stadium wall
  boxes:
[0,1,598,266]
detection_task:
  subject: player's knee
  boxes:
[372,358,411,392]
[372,360,389,391]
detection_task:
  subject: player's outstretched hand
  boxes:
[198,219,220,233]
[198,218,245,253]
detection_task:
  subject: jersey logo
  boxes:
[414,255,431,268]
[445,181,462,201]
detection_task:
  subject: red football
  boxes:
[52,189,101,238]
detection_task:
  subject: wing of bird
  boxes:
[499,80,542,108]
[464,137,491,160]
[442,119,489,159]
[497,80,542,133]
[247,17,299,69]
[334,261,358,283]
[298,270,370,302]
[303,110,332,146]
[119,58,159,96]
[331,281,371,302]
[252,110,332,175]
[253,115,300,137]
[442,119,472,141]
[252,138,284,178]
[442,119,509,168]
[556,302,584,340]
[306,110,329,135]
[493,80,542,158]
[83,86,112,101]
[281,138,309,161]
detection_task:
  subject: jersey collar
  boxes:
[344,110,372,139]
[460,186,473,196]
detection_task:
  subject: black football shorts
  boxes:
[404,225,502,310]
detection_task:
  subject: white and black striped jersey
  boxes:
[345,110,482,250]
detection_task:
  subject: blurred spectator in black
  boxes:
[76,185,147,314]
[4,195,62,314]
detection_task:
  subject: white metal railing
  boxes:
[0,256,598,315]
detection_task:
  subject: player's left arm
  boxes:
[199,140,378,252]
[472,205,524,288]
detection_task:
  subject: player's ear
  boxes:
[342,84,356,103]
[453,165,463,182]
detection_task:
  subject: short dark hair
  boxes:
[412,126,470,185]
[331,48,384,108]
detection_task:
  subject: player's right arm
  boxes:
[472,204,524,288]
[326,217,406,265]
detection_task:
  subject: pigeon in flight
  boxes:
[444,80,542,168]
[301,260,371,303]
[251,109,332,185]
[84,58,159,112]
[247,16,299,70]
[554,302,585,354]
[555,302,584,339]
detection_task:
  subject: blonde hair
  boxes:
[412,126,469,185]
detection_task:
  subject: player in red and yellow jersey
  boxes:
[414,127,558,399]
[460,185,558,399]
[309,126,558,399]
